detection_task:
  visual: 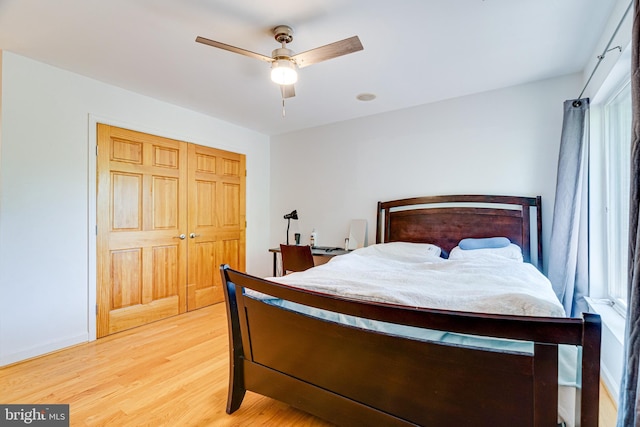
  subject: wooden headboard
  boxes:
[376,195,543,269]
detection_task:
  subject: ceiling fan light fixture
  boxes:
[196,26,363,100]
[271,59,298,85]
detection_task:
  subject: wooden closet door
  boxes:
[97,124,188,337]
[187,144,246,310]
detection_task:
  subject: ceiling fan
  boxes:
[196,25,363,99]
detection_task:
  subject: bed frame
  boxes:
[220,195,601,426]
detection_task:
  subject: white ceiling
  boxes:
[0,0,617,136]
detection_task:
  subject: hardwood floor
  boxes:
[599,381,618,427]
[1,303,618,426]
[1,303,330,426]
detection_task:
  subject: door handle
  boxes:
[175,234,186,240]
[189,233,201,239]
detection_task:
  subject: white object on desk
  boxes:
[347,219,367,250]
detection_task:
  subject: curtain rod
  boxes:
[573,0,633,106]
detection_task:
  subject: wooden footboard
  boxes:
[220,266,601,427]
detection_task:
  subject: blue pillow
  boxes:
[459,237,510,250]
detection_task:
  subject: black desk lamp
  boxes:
[284,210,298,244]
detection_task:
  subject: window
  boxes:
[603,80,631,312]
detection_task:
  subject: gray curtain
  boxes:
[618,1,640,424]
[547,99,590,318]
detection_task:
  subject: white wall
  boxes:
[270,73,582,270]
[0,51,271,366]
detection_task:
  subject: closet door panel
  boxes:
[97,124,188,337]
[187,144,245,310]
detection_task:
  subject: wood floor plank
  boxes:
[0,303,332,426]
[0,303,618,426]
[599,381,618,427]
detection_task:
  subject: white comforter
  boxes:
[269,242,566,318]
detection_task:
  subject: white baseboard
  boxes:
[601,362,620,406]
[0,334,88,367]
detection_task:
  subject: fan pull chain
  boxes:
[282,98,286,118]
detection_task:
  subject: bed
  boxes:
[220,195,601,426]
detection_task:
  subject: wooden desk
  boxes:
[269,247,349,276]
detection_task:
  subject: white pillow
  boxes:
[354,242,442,262]
[448,243,523,262]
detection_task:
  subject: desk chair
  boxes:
[280,244,314,274]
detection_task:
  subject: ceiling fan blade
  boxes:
[281,85,296,99]
[292,36,363,68]
[195,36,273,63]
